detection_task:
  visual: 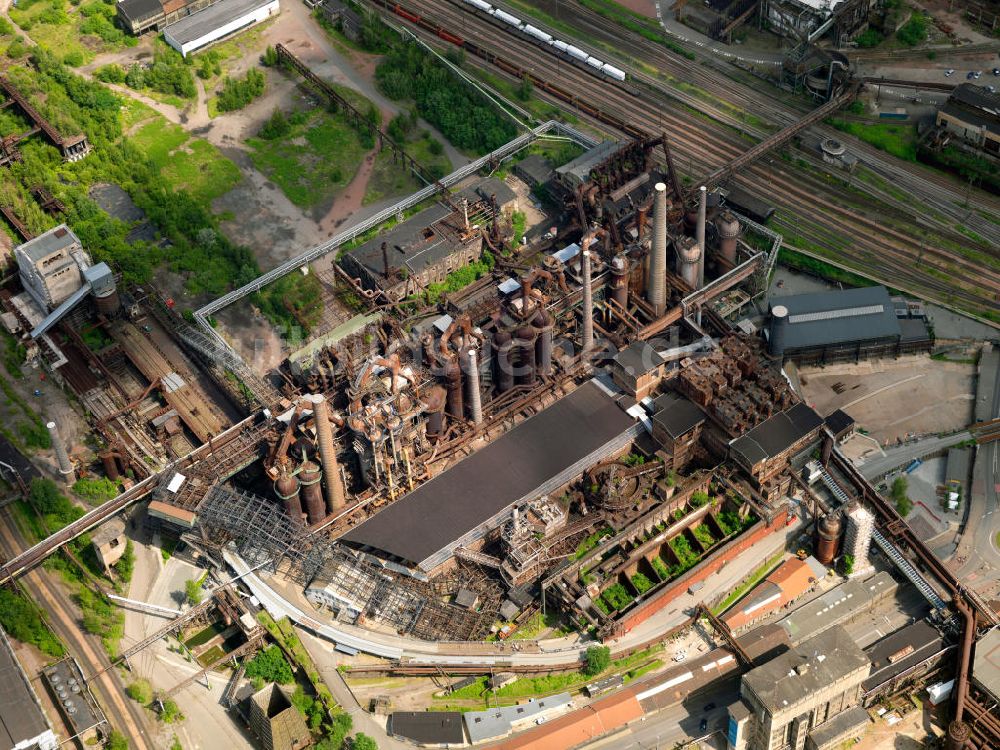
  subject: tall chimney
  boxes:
[47,421,74,484]
[312,394,345,513]
[647,182,667,316]
[466,347,483,426]
[581,248,594,353]
[696,185,707,290]
[462,198,470,232]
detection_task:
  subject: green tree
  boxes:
[245,645,294,684]
[350,734,379,750]
[516,73,533,101]
[583,645,611,676]
[126,678,152,704]
[262,45,279,66]
[184,578,203,605]
[158,697,183,723]
[842,554,855,576]
[106,730,129,750]
[891,476,912,517]
[169,736,183,750]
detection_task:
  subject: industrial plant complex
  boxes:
[0,0,998,748]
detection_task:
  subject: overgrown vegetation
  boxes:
[601,582,634,612]
[115,539,135,584]
[827,118,917,161]
[72,477,120,504]
[0,587,65,657]
[891,475,913,517]
[123,47,197,101]
[245,644,294,687]
[422,251,496,303]
[10,0,136,66]
[631,571,654,594]
[578,0,695,59]
[896,13,927,46]
[583,645,611,676]
[254,271,325,336]
[184,577,203,605]
[777,247,874,288]
[216,67,266,112]
[127,678,153,705]
[376,40,518,154]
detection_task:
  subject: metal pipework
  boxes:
[465,348,483,426]
[647,182,667,316]
[312,394,345,513]
[609,253,629,311]
[47,421,74,484]
[696,185,707,290]
[581,248,594,353]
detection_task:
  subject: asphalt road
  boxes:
[952,345,1000,594]
[858,432,972,482]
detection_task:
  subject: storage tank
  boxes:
[424,385,447,439]
[444,358,463,421]
[274,471,303,526]
[298,460,325,525]
[715,211,741,266]
[814,512,842,566]
[609,252,629,311]
[492,329,514,394]
[514,325,537,387]
[675,236,701,290]
[768,304,789,357]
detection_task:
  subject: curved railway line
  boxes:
[379,0,1000,318]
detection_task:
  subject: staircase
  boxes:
[872,529,948,609]
[819,467,851,505]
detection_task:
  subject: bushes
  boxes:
[216,67,266,112]
[0,588,65,657]
[125,50,196,99]
[601,582,634,612]
[158,698,183,723]
[115,539,135,584]
[254,272,324,335]
[669,534,699,569]
[259,108,290,140]
[29,478,82,530]
[650,556,670,581]
[126,678,153,704]
[855,28,883,47]
[583,645,611,676]
[423,251,495,303]
[72,477,120,503]
[106,730,129,750]
[375,40,517,154]
[896,13,927,46]
[95,63,126,83]
[245,644,294,685]
[689,490,710,508]
[77,587,124,656]
[891,476,913,517]
[184,578,203,605]
[692,524,715,548]
[631,572,654,594]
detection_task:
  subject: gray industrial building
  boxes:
[0,628,58,750]
[972,627,1000,702]
[862,620,951,705]
[15,224,87,312]
[936,84,1000,158]
[342,380,639,573]
[728,625,869,750]
[767,286,932,364]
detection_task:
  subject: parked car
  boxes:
[992,68,1000,76]
[974,70,983,79]
[699,718,709,733]
[967,71,976,79]
[945,69,955,76]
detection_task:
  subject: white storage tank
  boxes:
[601,63,626,81]
[552,39,569,52]
[523,24,552,42]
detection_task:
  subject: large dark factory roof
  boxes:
[769,285,901,353]
[343,381,636,570]
[973,627,1000,701]
[0,628,52,750]
[650,392,705,438]
[863,620,946,693]
[944,84,1000,137]
[730,402,822,467]
[117,0,164,23]
[742,626,868,711]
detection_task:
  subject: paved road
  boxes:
[952,345,1000,595]
[858,432,972,481]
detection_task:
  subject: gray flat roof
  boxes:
[651,392,705,438]
[742,626,868,711]
[613,341,664,377]
[43,658,100,734]
[15,224,79,263]
[945,447,971,485]
[464,692,572,743]
[117,0,163,22]
[389,711,465,744]
[164,0,274,45]
[0,628,51,749]
[730,401,822,466]
[807,706,870,747]
[556,140,618,183]
[342,381,636,569]
[778,572,897,645]
[973,627,1000,700]
[863,620,945,693]
[770,285,901,353]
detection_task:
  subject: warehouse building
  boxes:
[767,286,932,364]
[935,84,1000,158]
[862,620,951,705]
[0,627,58,750]
[388,711,465,746]
[777,572,897,645]
[972,627,1000,702]
[721,556,823,633]
[163,0,280,56]
[728,626,869,750]
[342,380,640,574]
[116,0,218,34]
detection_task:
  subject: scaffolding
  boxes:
[196,484,496,641]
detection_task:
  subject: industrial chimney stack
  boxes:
[696,185,707,290]
[646,182,667,316]
[581,248,594,353]
[47,421,74,484]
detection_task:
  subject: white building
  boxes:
[14,224,88,312]
[163,0,279,57]
[843,501,874,575]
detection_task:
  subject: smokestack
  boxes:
[647,182,667,316]
[696,186,707,290]
[47,421,74,484]
[581,248,594,353]
[381,241,390,279]
[445,358,463,420]
[675,236,701,290]
[462,198,469,232]
[769,304,789,357]
[466,348,482,426]
[312,394,345,513]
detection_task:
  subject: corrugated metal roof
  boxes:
[163,0,277,46]
[769,286,901,353]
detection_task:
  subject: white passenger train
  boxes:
[461,0,627,82]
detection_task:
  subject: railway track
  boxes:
[376,0,1000,318]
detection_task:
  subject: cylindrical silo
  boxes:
[515,325,537,387]
[274,471,303,526]
[465,348,482,426]
[675,237,701,290]
[534,310,553,378]
[769,304,789,357]
[814,512,842,566]
[716,211,741,266]
[696,185,707,289]
[444,358,463,421]
[312,394,345,514]
[493,330,514,394]
[424,385,447,439]
[646,182,667,316]
[94,288,121,317]
[581,249,594,353]
[609,253,629,311]
[298,460,325,525]
[100,451,120,481]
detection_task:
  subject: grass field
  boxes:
[130,116,242,203]
[10,0,135,65]
[248,107,369,209]
[364,129,452,205]
[827,119,918,162]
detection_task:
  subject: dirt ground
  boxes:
[798,355,976,445]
